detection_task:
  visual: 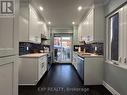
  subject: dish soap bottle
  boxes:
[78,47,81,52]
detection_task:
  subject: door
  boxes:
[0,18,15,57]
[0,57,14,95]
[53,34,72,63]
[0,0,19,95]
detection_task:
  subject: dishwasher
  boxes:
[77,55,84,83]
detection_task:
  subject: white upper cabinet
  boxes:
[73,26,79,45]
[29,5,50,44]
[78,24,82,42]
[29,5,41,43]
[94,5,104,43]
[19,0,29,42]
[78,9,94,43]
[19,1,49,44]
[78,5,104,43]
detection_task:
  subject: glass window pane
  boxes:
[109,13,119,61]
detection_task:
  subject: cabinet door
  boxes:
[78,25,82,41]
[44,56,47,71]
[29,5,41,43]
[19,0,29,42]
[86,9,94,43]
[82,20,87,42]
[81,22,86,41]
[38,55,47,80]
[84,58,103,85]
[89,9,94,42]
[0,18,15,57]
[87,13,90,42]
[40,55,47,72]
[0,57,14,95]
[38,59,45,80]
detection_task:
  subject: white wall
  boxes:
[104,1,127,95]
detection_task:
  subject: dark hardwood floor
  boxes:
[19,64,112,95]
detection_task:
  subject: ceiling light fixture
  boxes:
[72,22,75,25]
[78,6,83,11]
[39,6,44,11]
[48,22,51,25]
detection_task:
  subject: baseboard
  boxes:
[103,81,120,95]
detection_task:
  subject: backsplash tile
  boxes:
[19,42,31,55]
[74,42,104,55]
[74,44,92,53]
[19,42,50,55]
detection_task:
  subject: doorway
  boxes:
[53,34,72,63]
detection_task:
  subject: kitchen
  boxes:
[0,0,127,95]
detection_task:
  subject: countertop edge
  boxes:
[74,52,104,58]
[19,53,49,58]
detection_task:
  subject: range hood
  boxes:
[41,34,48,40]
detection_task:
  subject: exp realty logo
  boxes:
[0,0,15,16]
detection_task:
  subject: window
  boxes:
[108,13,119,61]
[106,5,127,66]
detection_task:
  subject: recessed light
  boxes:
[39,6,43,11]
[48,22,51,25]
[78,6,83,11]
[72,22,75,25]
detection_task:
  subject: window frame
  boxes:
[106,11,120,63]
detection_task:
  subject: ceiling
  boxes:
[31,0,109,28]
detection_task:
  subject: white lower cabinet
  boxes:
[73,53,103,85]
[38,56,47,80]
[19,55,47,85]
[72,53,78,70]
[0,63,13,95]
[73,53,82,71]
[78,5,104,43]
[84,57,103,85]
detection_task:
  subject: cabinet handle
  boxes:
[119,57,122,63]
[124,57,127,64]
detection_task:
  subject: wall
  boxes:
[104,0,127,95]
[104,63,127,95]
